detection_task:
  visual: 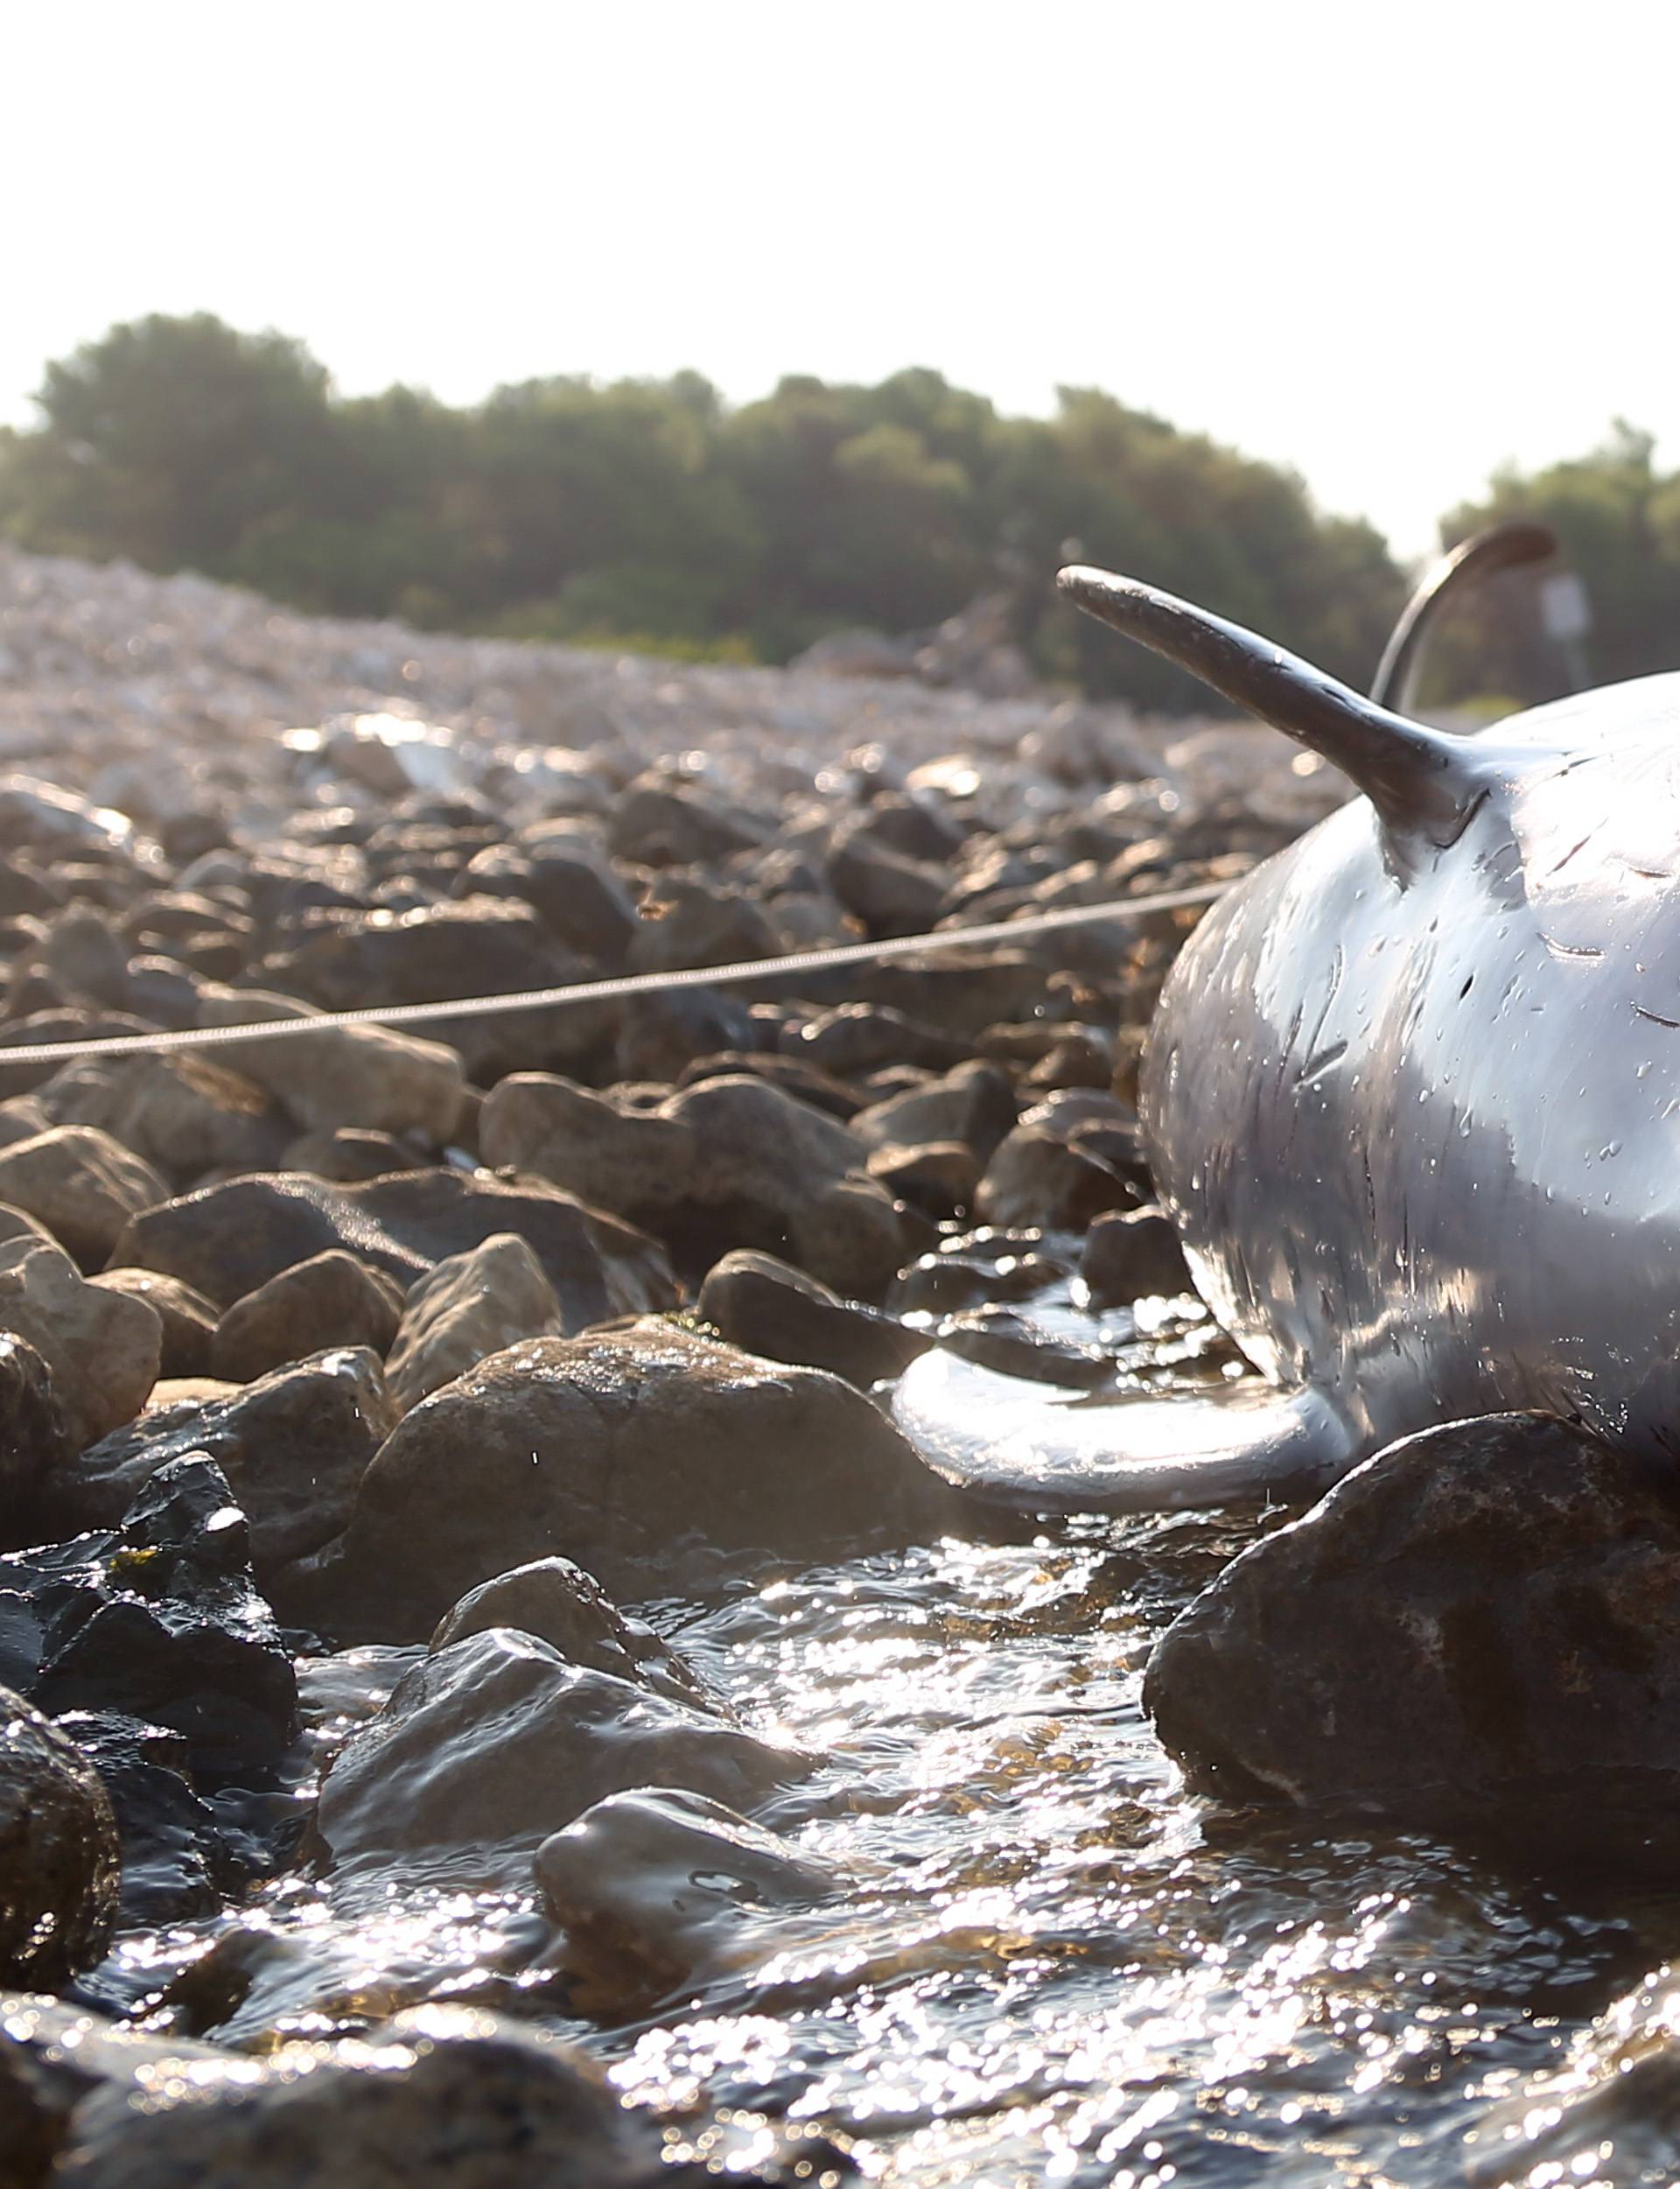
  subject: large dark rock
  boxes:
[1,1456,297,1787]
[313,1628,802,1884]
[49,1348,396,1581]
[0,1686,119,1987]
[109,1165,677,1318]
[297,1320,960,1638]
[1144,1414,1680,1873]
[52,1711,241,1926]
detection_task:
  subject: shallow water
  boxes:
[85,1302,1680,2185]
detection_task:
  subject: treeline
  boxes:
[0,314,1674,712]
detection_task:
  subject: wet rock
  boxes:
[1080,1205,1191,1305]
[112,1165,676,1318]
[0,1126,167,1268]
[976,1122,1146,1231]
[385,1232,564,1415]
[314,1629,802,1883]
[537,1787,836,2017]
[480,1071,905,1297]
[193,986,468,1145]
[4,1456,298,1786]
[0,1240,160,1452]
[697,1248,930,1388]
[53,1348,395,1582]
[320,1320,958,1634]
[0,1335,70,1547]
[30,1051,290,1186]
[0,1686,119,1986]
[430,1557,723,1713]
[1144,1414,1680,1873]
[889,1228,1074,1316]
[210,1252,403,1384]
[88,1266,218,1378]
[934,1305,1116,1388]
[0,1991,228,2187]
[52,1711,235,1925]
[51,2002,766,2189]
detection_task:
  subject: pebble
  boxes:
[0,1686,120,1986]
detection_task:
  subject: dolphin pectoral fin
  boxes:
[892,1351,1356,1514]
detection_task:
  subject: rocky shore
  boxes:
[0,544,1670,2186]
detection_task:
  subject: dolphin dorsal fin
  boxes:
[1059,565,1486,856]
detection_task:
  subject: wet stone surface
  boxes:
[0,544,1670,2187]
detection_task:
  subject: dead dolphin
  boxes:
[896,546,1680,1512]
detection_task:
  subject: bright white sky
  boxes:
[7,1,1678,559]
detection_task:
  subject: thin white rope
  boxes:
[0,877,1231,1068]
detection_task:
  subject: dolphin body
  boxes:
[895,554,1680,1512]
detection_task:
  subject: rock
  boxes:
[49,2003,769,2189]
[609,779,764,866]
[628,874,781,975]
[783,1002,967,1078]
[612,986,758,1083]
[51,1711,237,1926]
[934,1305,1116,1387]
[52,1348,395,1582]
[29,1052,290,1186]
[536,1787,836,2017]
[976,1122,1146,1231]
[250,899,611,1080]
[319,1321,958,1635]
[385,1233,564,1415]
[1080,1205,1190,1304]
[480,1072,906,1297]
[888,1228,1074,1316]
[1144,1414,1680,1873]
[0,1686,119,1986]
[194,986,468,1144]
[676,1047,864,1121]
[211,1252,403,1383]
[696,1249,930,1388]
[430,1557,723,1714]
[111,1165,676,1319]
[827,812,948,932]
[0,1335,70,1547]
[0,1240,160,1451]
[4,1456,298,1787]
[0,775,158,866]
[864,1138,982,1216]
[0,1126,167,1267]
[88,1268,218,1377]
[314,1630,802,1884]
[456,838,638,964]
[0,1992,228,2186]
[849,1059,1017,1163]
[280,1127,426,1181]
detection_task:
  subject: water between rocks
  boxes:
[80,1296,1670,2189]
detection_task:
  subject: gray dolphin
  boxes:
[895,539,1680,1512]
